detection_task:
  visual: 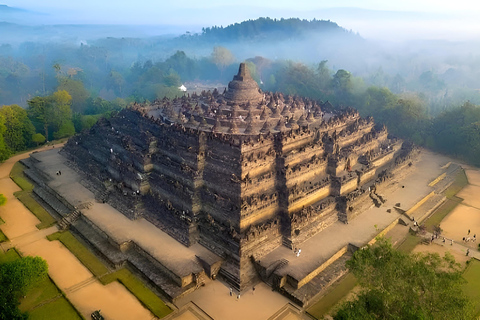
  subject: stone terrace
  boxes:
[27,148,220,300]
[257,149,454,304]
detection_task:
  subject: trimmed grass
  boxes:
[445,169,469,199]
[423,198,460,233]
[47,231,109,277]
[306,273,357,319]
[19,276,61,312]
[0,228,8,242]
[0,247,21,263]
[0,217,6,242]
[27,295,83,320]
[397,233,422,253]
[10,162,34,192]
[100,269,172,318]
[463,259,480,317]
[15,191,56,229]
[0,249,82,320]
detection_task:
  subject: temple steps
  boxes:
[218,261,240,291]
[58,209,81,230]
[125,246,197,301]
[72,218,127,268]
[279,250,352,307]
[282,237,293,249]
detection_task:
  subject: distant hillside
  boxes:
[0,4,26,13]
[198,17,359,42]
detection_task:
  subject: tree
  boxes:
[211,46,235,77]
[316,60,331,90]
[31,133,46,146]
[0,105,35,152]
[333,238,474,320]
[27,96,52,141]
[332,69,353,105]
[0,256,48,320]
[0,112,10,161]
[57,78,89,113]
[28,90,73,141]
[0,194,6,206]
[53,121,75,139]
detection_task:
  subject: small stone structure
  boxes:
[40,63,417,299]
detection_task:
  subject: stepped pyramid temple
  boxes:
[24,63,419,304]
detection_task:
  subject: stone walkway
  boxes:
[421,231,480,260]
[0,145,156,320]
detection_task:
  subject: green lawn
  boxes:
[0,217,6,242]
[397,233,422,253]
[445,169,469,199]
[15,191,57,229]
[463,259,480,317]
[100,269,172,318]
[0,248,82,320]
[423,198,461,233]
[10,162,34,192]
[19,276,61,312]
[306,273,357,319]
[27,295,83,320]
[47,231,109,277]
[0,229,8,242]
[0,247,21,263]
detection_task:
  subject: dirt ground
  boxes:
[69,281,154,320]
[19,238,92,290]
[465,169,480,186]
[435,164,480,248]
[412,242,470,267]
[0,147,154,320]
[441,204,480,246]
[430,166,480,261]
[456,185,480,208]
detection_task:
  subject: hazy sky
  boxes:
[2,0,479,40]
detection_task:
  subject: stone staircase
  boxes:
[218,261,240,291]
[280,250,352,307]
[266,259,289,279]
[282,237,293,249]
[58,209,82,230]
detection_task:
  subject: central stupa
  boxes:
[224,63,264,105]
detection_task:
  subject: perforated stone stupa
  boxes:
[62,63,416,293]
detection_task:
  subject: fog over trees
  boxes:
[1,10,480,164]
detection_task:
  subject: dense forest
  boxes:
[1,17,480,166]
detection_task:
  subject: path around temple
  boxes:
[0,146,156,320]
[417,167,480,260]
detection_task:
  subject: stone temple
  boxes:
[29,63,417,303]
